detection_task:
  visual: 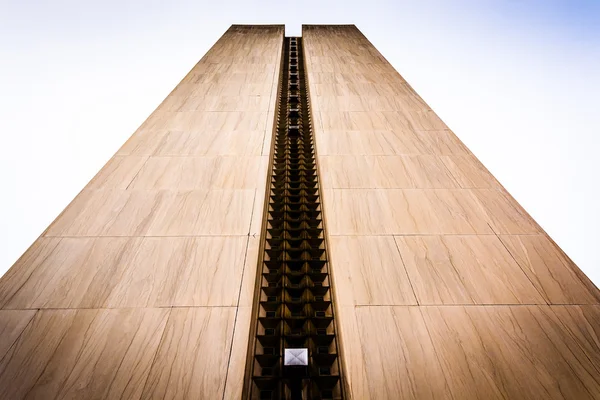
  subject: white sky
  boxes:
[0,0,599,285]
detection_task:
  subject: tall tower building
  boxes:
[0,24,599,399]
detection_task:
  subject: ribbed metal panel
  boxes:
[245,37,344,400]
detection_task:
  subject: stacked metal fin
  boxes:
[245,37,345,400]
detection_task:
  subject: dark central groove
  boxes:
[244,37,345,400]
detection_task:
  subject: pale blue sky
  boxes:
[1,0,599,284]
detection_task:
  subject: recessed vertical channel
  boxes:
[244,37,345,400]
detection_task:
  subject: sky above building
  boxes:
[0,0,599,284]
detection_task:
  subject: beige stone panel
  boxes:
[44,189,176,237]
[399,155,459,188]
[201,110,268,131]
[154,130,264,156]
[315,95,372,112]
[141,307,236,400]
[103,190,175,236]
[320,111,390,130]
[319,156,380,188]
[356,306,451,399]
[129,156,266,190]
[147,189,255,236]
[0,308,169,400]
[336,306,370,400]
[394,236,472,305]
[312,110,324,132]
[389,189,495,235]
[210,95,271,112]
[404,110,448,131]
[0,309,79,399]
[106,237,247,308]
[4,237,142,309]
[422,306,600,399]
[549,305,600,374]
[416,130,470,155]
[392,92,430,112]
[441,154,500,189]
[315,130,428,155]
[112,190,175,236]
[215,83,272,97]
[144,111,268,132]
[222,307,252,400]
[0,238,62,307]
[181,72,273,88]
[328,236,416,305]
[87,156,148,189]
[319,155,458,189]
[157,94,202,112]
[379,111,415,132]
[311,83,347,96]
[145,190,208,236]
[169,82,210,98]
[323,189,395,235]
[32,308,168,399]
[0,310,36,359]
[262,111,276,156]
[396,235,544,305]
[309,72,346,84]
[471,189,541,234]
[117,129,169,156]
[238,236,261,307]
[324,189,494,235]
[500,235,600,304]
[249,163,270,236]
[43,189,126,237]
[45,188,256,238]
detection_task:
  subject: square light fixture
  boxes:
[284,348,308,366]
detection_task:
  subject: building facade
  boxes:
[0,24,599,399]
